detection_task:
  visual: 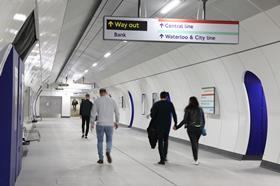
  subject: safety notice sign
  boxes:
[104,16,239,44]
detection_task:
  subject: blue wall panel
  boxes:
[0,47,23,186]
[244,71,268,156]
[128,91,134,128]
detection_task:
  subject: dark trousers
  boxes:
[187,127,202,161]
[81,116,90,136]
[158,133,169,162]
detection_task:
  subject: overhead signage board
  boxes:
[104,16,239,44]
[201,87,215,114]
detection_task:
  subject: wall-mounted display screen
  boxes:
[201,87,215,114]
[13,11,38,61]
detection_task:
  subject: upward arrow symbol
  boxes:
[108,21,114,27]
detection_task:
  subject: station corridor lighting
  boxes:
[13,13,27,21]
[104,52,111,58]
[9,29,18,35]
[160,0,181,14]
[92,63,98,67]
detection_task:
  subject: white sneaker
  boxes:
[193,160,199,165]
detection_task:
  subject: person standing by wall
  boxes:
[173,96,205,165]
[150,91,177,165]
[90,88,120,164]
[79,94,93,139]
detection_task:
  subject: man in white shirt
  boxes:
[91,88,120,164]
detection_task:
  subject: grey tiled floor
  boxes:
[16,118,280,186]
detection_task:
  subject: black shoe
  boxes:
[164,158,168,162]
[85,136,88,139]
[158,161,165,165]
[106,152,112,163]
[81,134,84,138]
[97,160,103,164]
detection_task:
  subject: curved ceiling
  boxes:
[1,0,280,90]
[56,0,280,86]
[10,0,102,90]
[0,0,34,50]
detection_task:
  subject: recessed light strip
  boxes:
[104,52,111,58]
[13,13,27,21]
[160,0,181,14]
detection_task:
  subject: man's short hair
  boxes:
[85,94,90,98]
[99,88,107,94]
[160,91,168,99]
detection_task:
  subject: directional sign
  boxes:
[106,19,147,31]
[104,16,239,44]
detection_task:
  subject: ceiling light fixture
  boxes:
[40,32,47,36]
[9,29,18,35]
[123,40,128,43]
[92,63,98,67]
[84,70,88,73]
[13,13,27,21]
[160,0,181,14]
[104,52,111,58]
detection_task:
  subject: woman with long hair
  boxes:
[173,96,205,165]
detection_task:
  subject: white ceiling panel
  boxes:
[0,0,34,50]
[9,0,279,89]
[49,0,102,83]
[250,0,280,11]
[24,0,68,89]
[210,0,260,21]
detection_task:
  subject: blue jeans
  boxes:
[96,125,113,160]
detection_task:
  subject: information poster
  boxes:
[104,17,239,44]
[201,87,215,114]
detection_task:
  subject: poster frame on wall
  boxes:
[201,87,216,114]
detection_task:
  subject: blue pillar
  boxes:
[0,47,22,186]
[128,91,134,128]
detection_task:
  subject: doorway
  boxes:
[244,71,268,160]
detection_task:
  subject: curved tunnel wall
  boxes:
[101,6,280,165]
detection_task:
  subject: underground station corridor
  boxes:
[1,0,280,186]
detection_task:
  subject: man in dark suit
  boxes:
[79,94,93,139]
[150,91,177,165]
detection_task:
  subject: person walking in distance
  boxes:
[150,91,177,165]
[79,94,93,139]
[173,96,205,165]
[90,88,120,164]
[72,98,78,112]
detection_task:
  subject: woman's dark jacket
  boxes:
[176,107,205,130]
